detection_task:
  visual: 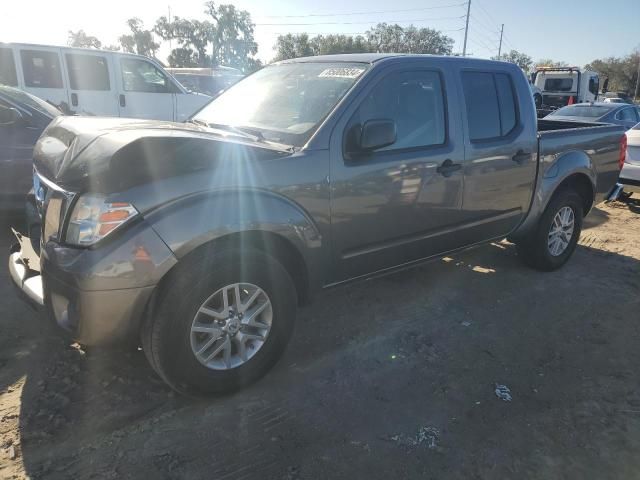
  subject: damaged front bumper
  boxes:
[9,228,44,306]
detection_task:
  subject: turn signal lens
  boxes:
[66,195,138,246]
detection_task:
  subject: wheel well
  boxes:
[558,174,594,216]
[160,231,310,307]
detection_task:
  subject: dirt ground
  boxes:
[1,198,639,480]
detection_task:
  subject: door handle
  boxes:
[436,159,462,177]
[512,150,530,164]
[70,93,78,107]
[119,94,126,107]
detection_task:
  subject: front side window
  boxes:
[121,58,172,93]
[348,70,446,151]
[194,62,368,147]
[66,53,110,91]
[20,50,63,88]
[588,77,599,95]
[0,48,18,86]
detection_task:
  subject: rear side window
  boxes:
[544,78,574,92]
[20,50,63,88]
[461,71,518,141]
[349,70,446,151]
[65,53,110,91]
[0,48,18,86]
[616,107,639,122]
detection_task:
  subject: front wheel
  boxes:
[141,248,297,396]
[516,189,584,271]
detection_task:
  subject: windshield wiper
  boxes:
[206,122,265,143]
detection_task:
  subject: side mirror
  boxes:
[0,106,26,127]
[602,78,609,94]
[347,118,397,156]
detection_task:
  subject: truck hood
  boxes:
[33,116,291,193]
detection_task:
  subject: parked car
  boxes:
[544,102,640,129]
[603,91,633,103]
[166,67,243,97]
[0,85,61,210]
[603,97,626,103]
[9,54,625,395]
[618,123,640,196]
[533,66,601,107]
[0,43,210,121]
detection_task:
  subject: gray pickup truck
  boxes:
[10,54,625,395]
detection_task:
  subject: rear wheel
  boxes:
[141,248,297,396]
[516,189,584,271]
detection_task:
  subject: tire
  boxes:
[516,188,584,271]
[141,248,297,396]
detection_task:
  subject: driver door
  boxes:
[116,57,176,120]
[329,65,466,282]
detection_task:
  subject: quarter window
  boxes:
[121,58,173,93]
[348,70,446,152]
[66,53,110,91]
[20,50,63,88]
[0,48,18,86]
[461,71,518,141]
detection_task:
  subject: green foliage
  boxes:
[118,18,160,57]
[535,58,569,68]
[273,24,454,62]
[67,30,102,49]
[585,51,640,95]
[491,50,533,72]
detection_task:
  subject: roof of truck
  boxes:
[278,53,511,67]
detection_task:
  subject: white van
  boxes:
[532,67,600,109]
[0,43,211,121]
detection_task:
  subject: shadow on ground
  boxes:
[2,211,640,479]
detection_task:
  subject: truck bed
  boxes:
[537,119,625,204]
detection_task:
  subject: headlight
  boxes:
[65,195,138,246]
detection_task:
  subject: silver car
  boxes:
[620,123,640,195]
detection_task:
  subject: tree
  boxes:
[155,16,213,66]
[491,49,533,72]
[535,58,569,68]
[204,2,259,72]
[119,18,159,57]
[67,30,102,49]
[366,24,454,55]
[155,4,259,72]
[586,50,640,94]
[273,34,315,61]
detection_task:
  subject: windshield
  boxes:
[193,62,368,147]
[0,86,61,118]
[550,105,613,118]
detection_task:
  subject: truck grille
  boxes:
[34,171,75,244]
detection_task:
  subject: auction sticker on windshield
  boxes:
[318,67,365,79]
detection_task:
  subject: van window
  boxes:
[20,50,63,88]
[348,70,446,151]
[544,78,574,92]
[65,53,110,91]
[121,58,173,93]
[0,48,18,86]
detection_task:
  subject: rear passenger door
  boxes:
[18,48,69,112]
[459,69,537,239]
[329,64,466,281]
[62,51,118,116]
[116,57,176,120]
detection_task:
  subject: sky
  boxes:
[1,0,638,66]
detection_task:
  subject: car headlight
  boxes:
[65,195,138,246]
